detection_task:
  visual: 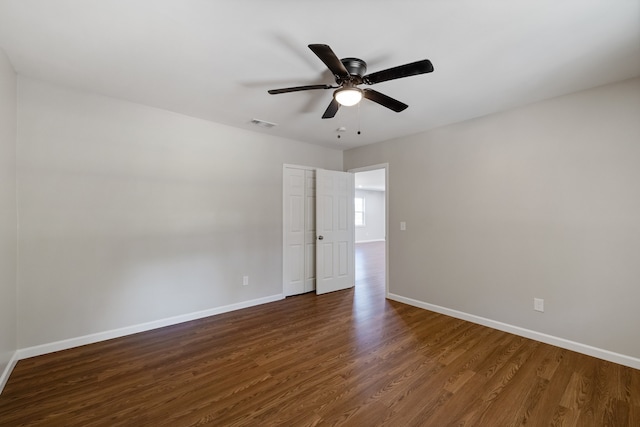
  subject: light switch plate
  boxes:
[400,221,406,231]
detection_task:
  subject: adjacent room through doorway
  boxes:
[352,166,387,298]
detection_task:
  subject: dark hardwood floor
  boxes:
[1,241,638,426]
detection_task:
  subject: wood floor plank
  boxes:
[1,241,639,426]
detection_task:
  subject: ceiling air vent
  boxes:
[250,119,277,129]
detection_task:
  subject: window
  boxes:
[355,196,365,226]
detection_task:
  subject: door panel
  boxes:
[316,169,355,295]
[338,241,348,276]
[305,243,315,285]
[284,167,316,296]
[283,168,305,295]
[303,170,316,292]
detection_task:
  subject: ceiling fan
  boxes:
[268,44,434,119]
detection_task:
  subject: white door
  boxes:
[316,169,355,294]
[303,170,317,293]
[283,167,316,296]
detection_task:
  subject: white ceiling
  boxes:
[1,1,638,150]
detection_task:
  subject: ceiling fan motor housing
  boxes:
[340,57,367,80]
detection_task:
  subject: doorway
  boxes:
[282,165,355,297]
[350,165,388,298]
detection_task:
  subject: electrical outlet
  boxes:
[534,298,544,312]
[242,276,249,286]
[400,221,406,231]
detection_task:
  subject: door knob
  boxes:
[318,235,324,240]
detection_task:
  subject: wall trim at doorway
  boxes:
[387,293,640,370]
[355,239,386,243]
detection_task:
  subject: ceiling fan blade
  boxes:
[308,44,349,79]
[322,98,340,119]
[268,84,334,95]
[363,59,434,85]
[363,89,408,112]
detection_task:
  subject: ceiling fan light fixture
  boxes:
[334,87,363,106]
[268,43,434,119]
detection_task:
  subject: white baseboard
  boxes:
[15,294,284,361]
[355,239,385,244]
[0,351,19,394]
[387,293,640,370]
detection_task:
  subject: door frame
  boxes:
[348,163,389,298]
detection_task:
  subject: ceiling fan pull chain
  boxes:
[357,101,362,135]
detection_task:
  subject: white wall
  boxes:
[8,72,640,367]
[355,189,385,242]
[344,77,640,361]
[16,77,342,348]
[0,48,17,385]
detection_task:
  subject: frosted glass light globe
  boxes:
[334,87,363,106]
